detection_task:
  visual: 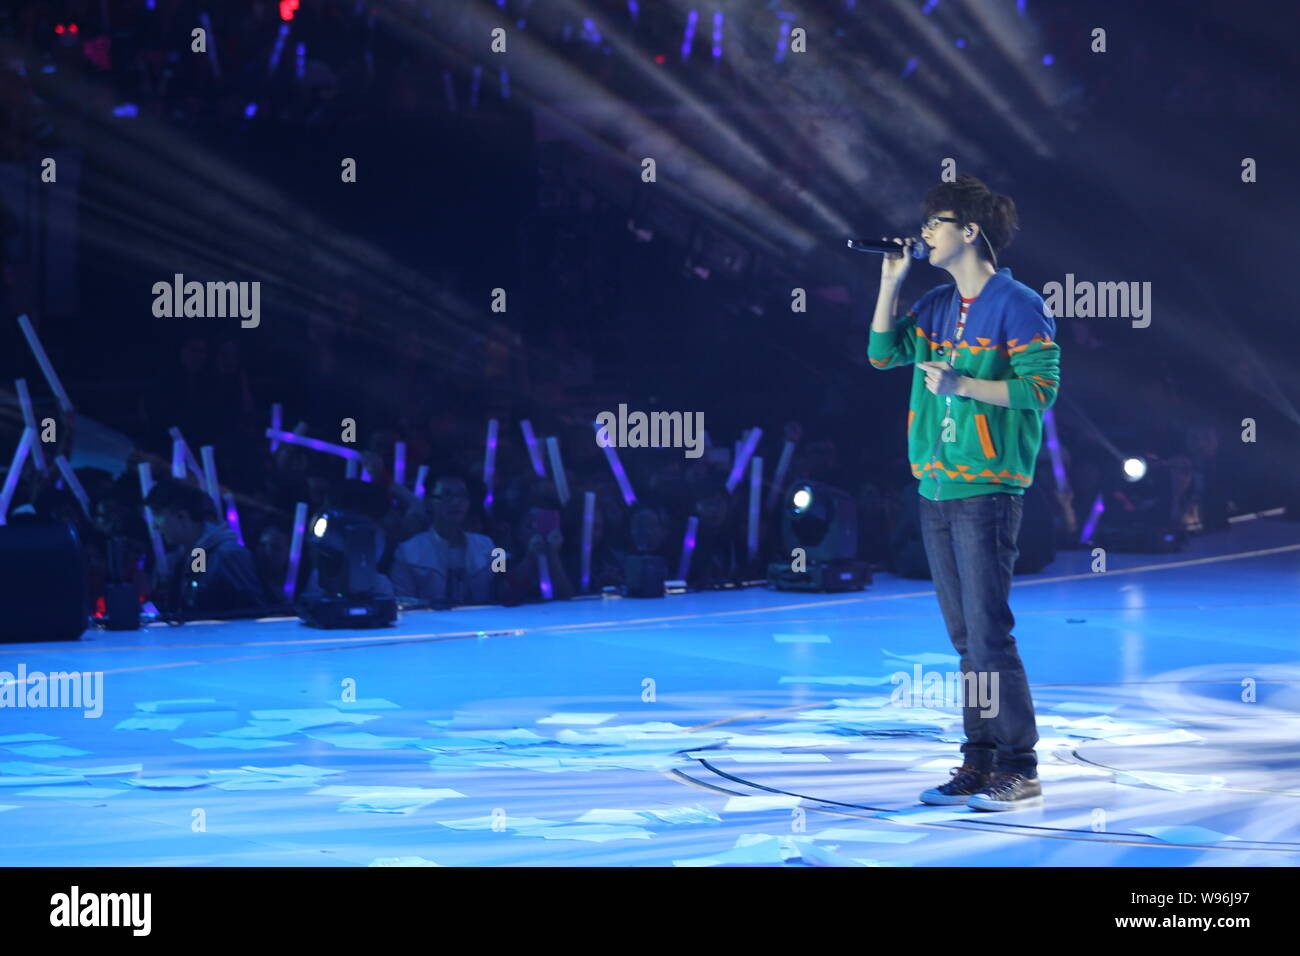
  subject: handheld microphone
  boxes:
[846,237,930,259]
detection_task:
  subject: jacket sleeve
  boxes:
[868,310,921,370]
[388,541,428,600]
[1004,295,1060,411]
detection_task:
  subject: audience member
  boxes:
[389,476,495,607]
[143,479,267,615]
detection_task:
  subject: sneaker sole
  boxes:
[967,794,1043,812]
[919,791,980,806]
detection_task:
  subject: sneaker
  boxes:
[967,771,1043,811]
[919,765,991,805]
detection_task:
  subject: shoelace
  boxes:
[983,772,1025,796]
[945,766,987,789]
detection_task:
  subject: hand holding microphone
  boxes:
[845,236,929,286]
[881,236,916,284]
[861,234,929,339]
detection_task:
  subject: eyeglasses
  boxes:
[920,216,961,233]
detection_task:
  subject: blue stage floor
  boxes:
[3,516,1298,867]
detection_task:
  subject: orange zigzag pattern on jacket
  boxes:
[868,330,1057,368]
[909,460,1032,486]
[918,328,1055,354]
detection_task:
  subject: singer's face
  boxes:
[921,209,963,268]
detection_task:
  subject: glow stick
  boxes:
[482,419,498,512]
[14,379,47,473]
[267,21,290,74]
[360,466,372,482]
[1079,492,1105,545]
[545,436,569,506]
[168,427,204,479]
[580,491,595,591]
[269,403,283,451]
[200,445,222,516]
[677,515,699,581]
[593,421,636,505]
[0,429,34,525]
[137,463,168,570]
[537,552,553,601]
[394,441,407,485]
[747,456,763,561]
[726,426,762,494]
[765,440,797,510]
[54,454,91,518]
[284,502,308,602]
[223,492,245,546]
[264,427,363,460]
[414,465,429,499]
[171,439,186,479]
[16,314,74,412]
[345,458,359,479]
[520,420,546,477]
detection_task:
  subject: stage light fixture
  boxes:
[1122,457,1147,482]
[298,510,396,628]
[768,481,870,592]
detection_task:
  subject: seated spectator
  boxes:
[144,479,267,615]
[688,488,742,587]
[500,506,574,605]
[628,503,674,561]
[389,476,495,607]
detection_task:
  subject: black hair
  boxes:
[921,174,1019,262]
[144,478,216,523]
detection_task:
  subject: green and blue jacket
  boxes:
[868,267,1061,501]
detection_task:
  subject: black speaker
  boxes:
[0,522,87,642]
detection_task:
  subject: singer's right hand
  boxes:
[880,236,914,285]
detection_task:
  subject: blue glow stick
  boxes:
[0,429,34,525]
[725,427,762,494]
[677,515,699,581]
[14,379,46,473]
[593,421,636,505]
[520,420,546,477]
[284,502,308,602]
[580,491,595,591]
[483,419,498,511]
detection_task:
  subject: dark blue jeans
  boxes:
[918,491,1038,777]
